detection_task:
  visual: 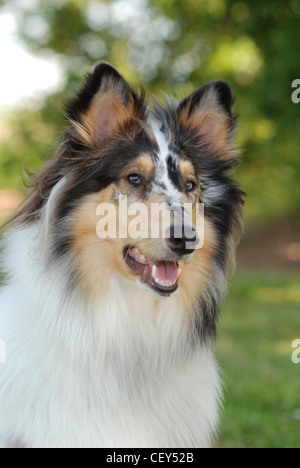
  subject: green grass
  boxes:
[216,270,300,448]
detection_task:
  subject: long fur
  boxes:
[0,63,244,448]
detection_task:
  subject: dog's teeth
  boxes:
[151,264,178,288]
[154,277,176,288]
[177,268,182,278]
[133,247,147,263]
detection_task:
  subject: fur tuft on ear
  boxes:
[178,81,237,158]
[66,63,146,147]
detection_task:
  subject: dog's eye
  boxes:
[186,180,196,192]
[128,174,142,186]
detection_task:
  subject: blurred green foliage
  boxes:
[217,270,300,447]
[0,0,299,225]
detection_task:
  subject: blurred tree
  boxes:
[0,0,299,225]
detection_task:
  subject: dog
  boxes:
[0,63,244,448]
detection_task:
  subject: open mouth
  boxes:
[123,247,181,296]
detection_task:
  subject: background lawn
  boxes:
[217,270,300,448]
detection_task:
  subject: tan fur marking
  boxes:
[178,160,198,191]
[120,155,155,182]
[178,160,195,178]
[84,91,132,142]
[71,87,137,147]
[179,217,218,307]
[69,184,219,321]
[70,188,147,295]
[128,155,155,174]
[179,91,233,158]
[226,211,244,274]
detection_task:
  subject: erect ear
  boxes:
[178,81,237,158]
[66,63,146,146]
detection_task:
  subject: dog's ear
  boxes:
[177,81,237,158]
[66,63,146,146]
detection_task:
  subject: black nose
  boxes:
[166,225,198,256]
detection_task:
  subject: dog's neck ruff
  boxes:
[0,223,221,448]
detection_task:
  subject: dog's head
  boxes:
[11,63,244,314]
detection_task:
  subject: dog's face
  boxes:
[14,64,243,313]
[47,64,242,302]
[68,148,208,299]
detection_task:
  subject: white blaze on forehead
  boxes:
[149,118,181,204]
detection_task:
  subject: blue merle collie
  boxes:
[0,63,243,448]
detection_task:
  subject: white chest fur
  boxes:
[0,227,221,448]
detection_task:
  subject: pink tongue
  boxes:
[148,259,179,283]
